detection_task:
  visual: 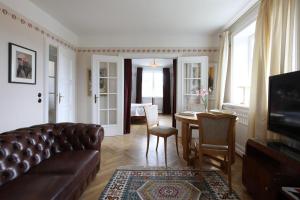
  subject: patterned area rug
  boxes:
[99,167,240,200]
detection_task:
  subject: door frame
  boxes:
[43,38,60,123]
[120,53,180,130]
[43,38,76,123]
[91,55,124,136]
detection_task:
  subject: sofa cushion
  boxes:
[29,150,99,175]
[0,174,74,200]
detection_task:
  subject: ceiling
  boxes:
[29,0,255,39]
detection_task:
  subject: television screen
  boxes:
[268,71,300,141]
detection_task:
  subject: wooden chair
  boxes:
[144,105,179,167]
[196,112,237,193]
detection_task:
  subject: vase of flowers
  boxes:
[196,88,210,112]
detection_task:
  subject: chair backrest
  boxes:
[144,105,159,129]
[196,113,237,146]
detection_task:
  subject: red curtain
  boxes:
[172,59,177,127]
[124,59,132,134]
[136,67,143,103]
[163,68,171,114]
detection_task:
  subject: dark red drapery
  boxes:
[172,59,177,127]
[136,67,143,103]
[124,59,132,134]
[163,68,171,114]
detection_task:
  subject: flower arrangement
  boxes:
[196,88,210,111]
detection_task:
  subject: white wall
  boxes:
[0,12,45,132]
[0,3,77,132]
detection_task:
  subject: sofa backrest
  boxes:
[0,123,103,187]
[0,129,57,186]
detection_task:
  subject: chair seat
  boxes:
[150,126,177,137]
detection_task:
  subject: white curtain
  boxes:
[248,0,296,139]
[215,31,229,110]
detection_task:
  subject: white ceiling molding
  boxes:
[222,0,259,31]
[0,0,78,45]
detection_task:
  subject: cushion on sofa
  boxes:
[29,150,99,175]
[26,150,100,200]
[0,174,74,200]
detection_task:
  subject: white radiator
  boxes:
[223,103,249,156]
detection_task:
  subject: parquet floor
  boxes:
[80,115,252,200]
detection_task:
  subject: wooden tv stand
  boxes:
[242,139,300,200]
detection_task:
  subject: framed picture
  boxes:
[208,63,218,99]
[9,43,37,84]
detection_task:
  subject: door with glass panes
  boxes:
[92,55,123,136]
[177,56,208,112]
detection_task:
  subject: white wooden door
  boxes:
[177,56,209,113]
[56,47,74,122]
[92,55,124,136]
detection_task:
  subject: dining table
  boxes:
[175,110,236,166]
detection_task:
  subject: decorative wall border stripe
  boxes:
[77,48,218,54]
[0,5,77,51]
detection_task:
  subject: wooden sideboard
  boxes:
[242,139,300,200]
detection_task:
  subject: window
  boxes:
[231,21,256,106]
[142,69,163,98]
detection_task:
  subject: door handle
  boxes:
[94,94,99,104]
[58,93,64,104]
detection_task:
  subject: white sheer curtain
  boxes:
[215,31,229,110]
[248,0,296,139]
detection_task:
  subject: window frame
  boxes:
[230,19,257,107]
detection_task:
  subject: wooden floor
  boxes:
[80,115,252,200]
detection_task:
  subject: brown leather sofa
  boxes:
[0,123,104,200]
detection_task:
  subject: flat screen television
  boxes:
[268,71,300,141]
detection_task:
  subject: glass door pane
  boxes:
[100,110,108,125]
[183,61,206,111]
[109,94,117,109]
[109,110,117,124]
[100,95,108,109]
[109,62,117,77]
[98,61,118,126]
[48,45,57,123]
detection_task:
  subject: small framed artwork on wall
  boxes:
[9,43,37,84]
[208,63,218,99]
